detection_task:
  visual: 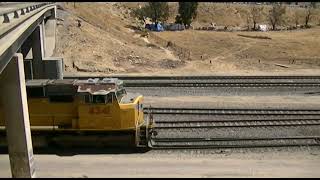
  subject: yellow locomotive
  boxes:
[0,78,153,148]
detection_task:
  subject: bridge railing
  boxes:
[0,2,54,23]
[0,2,56,74]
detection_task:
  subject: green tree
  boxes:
[294,10,301,28]
[249,6,264,30]
[147,2,169,26]
[131,6,150,25]
[268,4,286,30]
[304,3,317,27]
[175,2,198,28]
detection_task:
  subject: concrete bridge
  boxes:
[0,2,61,178]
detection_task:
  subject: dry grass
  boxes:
[155,27,320,70]
[121,2,320,28]
[54,3,187,75]
[54,2,320,76]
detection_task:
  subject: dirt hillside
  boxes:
[120,2,320,28]
[54,2,184,75]
[54,2,320,76]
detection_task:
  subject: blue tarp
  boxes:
[145,23,164,32]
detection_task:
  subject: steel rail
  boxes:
[63,76,320,89]
[152,136,320,142]
[124,83,320,88]
[63,75,320,80]
[143,108,320,115]
[153,119,320,128]
[154,117,320,123]
[150,136,320,149]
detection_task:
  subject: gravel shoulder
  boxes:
[143,95,320,109]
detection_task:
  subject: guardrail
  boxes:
[0,2,53,22]
[0,2,56,39]
[0,2,56,74]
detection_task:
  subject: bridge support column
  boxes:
[31,24,45,79]
[23,60,33,80]
[30,19,63,80]
[0,54,36,178]
[43,57,64,79]
[44,7,56,57]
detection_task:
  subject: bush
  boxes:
[305,24,312,28]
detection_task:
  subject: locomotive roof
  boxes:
[75,78,123,95]
[26,79,51,87]
[25,78,124,95]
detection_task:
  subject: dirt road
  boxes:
[0,148,319,178]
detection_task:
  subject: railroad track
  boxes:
[64,76,320,87]
[147,107,320,129]
[145,107,320,149]
[64,75,320,90]
[144,108,320,115]
[150,136,320,149]
[154,119,320,129]
[64,75,320,80]
[124,82,320,87]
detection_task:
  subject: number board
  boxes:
[88,107,110,114]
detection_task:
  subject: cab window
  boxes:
[84,94,113,104]
[49,95,74,102]
[116,89,126,101]
[93,95,106,104]
[27,87,45,98]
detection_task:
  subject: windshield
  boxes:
[116,88,126,102]
[84,93,114,104]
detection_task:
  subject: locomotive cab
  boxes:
[75,78,144,132]
[0,78,150,148]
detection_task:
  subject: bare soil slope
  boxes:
[155,27,320,74]
[54,2,320,76]
[54,3,184,75]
